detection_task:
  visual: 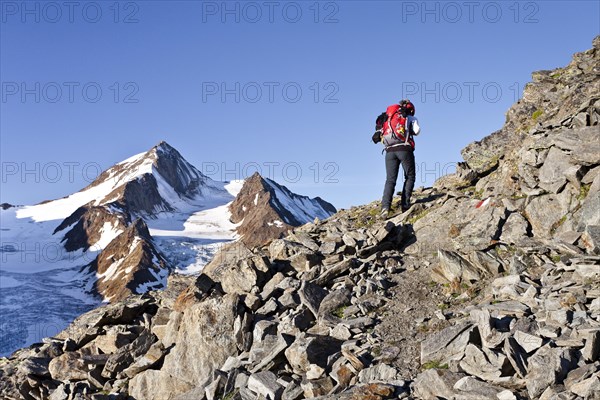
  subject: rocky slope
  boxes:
[229,173,337,248]
[89,219,171,302]
[0,37,599,400]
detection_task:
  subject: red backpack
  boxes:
[381,104,415,149]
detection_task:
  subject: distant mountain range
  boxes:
[0,141,335,355]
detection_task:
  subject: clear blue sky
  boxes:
[1,0,599,209]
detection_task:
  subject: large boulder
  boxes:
[203,242,269,294]
[128,294,243,399]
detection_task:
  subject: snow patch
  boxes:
[224,180,245,197]
[97,258,125,281]
[93,221,124,249]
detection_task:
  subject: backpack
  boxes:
[381,104,414,149]
[373,100,418,148]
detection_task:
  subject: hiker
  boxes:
[372,99,421,218]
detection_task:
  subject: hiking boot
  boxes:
[401,204,411,213]
[380,208,390,219]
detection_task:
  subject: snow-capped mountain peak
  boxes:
[16,141,230,222]
[228,172,336,247]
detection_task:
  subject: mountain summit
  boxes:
[229,172,337,247]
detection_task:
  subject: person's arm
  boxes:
[409,116,421,136]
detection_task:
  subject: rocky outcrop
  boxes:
[229,172,336,248]
[0,203,14,210]
[53,204,130,252]
[1,36,598,400]
[90,218,171,302]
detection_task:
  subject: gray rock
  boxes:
[291,308,316,331]
[484,300,530,317]
[357,364,399,383]
[289,231,320,252]
[122,341,167,378]
[460,129,503,175]
[432,250,481,285]
[373,345,401,364]
[569,374,600,399]
[300,376,334,398]
[526,345,577,399]
[298,280,328,319]
[514,330,543,353]
[330,324,352,341]
[470,308,509,349]
[317,289,351,323]
[421,322,477,364]
[129,369,193,400]
[279,291,300,309]
[129,294,242,399]
[525,194,569,238]
[269,238,310,259]
[253,320,277,343]
[56,297,153,347]
[93,325,136,355]
[249,333,293,373]
[18,358,50,378]
[371,221,396,242]
[313,258,357,287]
[582,330,600,362]
[500,212,530,243]
[564,363,599,391]
[538,147,573,193]
[284,334,343,375]
[411,369,465,400]
[319,240,339,255]
[247,371,283,400]
[48,352,89,381]
[582,165,600,184]
[469,251,504,276]
[282,381,304,400]
[48,384,69,400]
[453,376,505,399]
[496,390,518,400]
[454,203,508,251]
[261,272,286,301]
[204,375,224,400]
[256,298,279,315]
[459,344,507,381]
[289,252,321,273]
[203,245,268,295]
[581,225,600,254]
[504,337,528,378]
[102,329,155,378]
[549,126,600,166]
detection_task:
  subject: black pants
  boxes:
[382,149,416,210]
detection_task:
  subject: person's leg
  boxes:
[400,150,416,210]
[382,151,400,210]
